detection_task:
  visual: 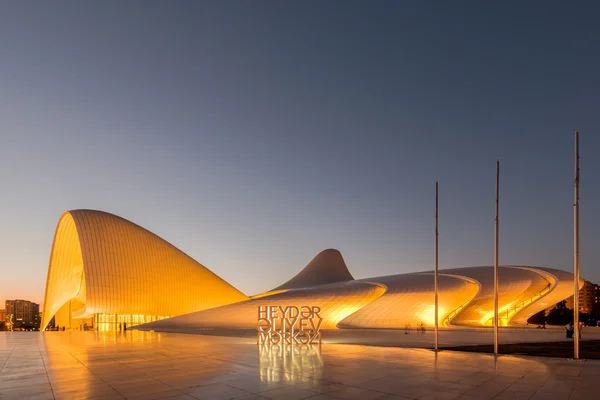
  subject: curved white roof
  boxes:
[272,249,354,291]
[138,249,581,331]
[41,209,248,330]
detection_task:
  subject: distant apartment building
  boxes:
[565,281,600,314]
[0,309,5,331]
[5,300,40,330]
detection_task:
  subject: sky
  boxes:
[0,1,599,306]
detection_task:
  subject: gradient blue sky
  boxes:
[1,2,599,305]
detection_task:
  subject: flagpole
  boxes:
[435,180,439,351]
[494,160,499,355]
[574,131,580,359]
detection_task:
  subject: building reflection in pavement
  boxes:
[258,343,322,383]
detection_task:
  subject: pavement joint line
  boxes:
[37,336,56,400]
[0,345,15,374]
[4,332,600,400]
[61,345,125,399]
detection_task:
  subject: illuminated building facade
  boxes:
[5,299,40,330]
[42,209,581,333]
[138,249,581,332]
[41,210,248,331]
[565,280,600,314]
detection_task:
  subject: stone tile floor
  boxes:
[152,327,600,348]
[0,331,598,400]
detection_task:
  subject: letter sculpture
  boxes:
[257,306,322,345]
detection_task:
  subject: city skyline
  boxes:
[1,2,600,304]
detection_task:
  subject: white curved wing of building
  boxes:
[41,210,581,332]
[41,210,248,331]
[137,249,582,331]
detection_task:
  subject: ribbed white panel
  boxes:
[442,266,551,326]
[41,213,85,330]
[41,209,248,330]
[511,267,584,325]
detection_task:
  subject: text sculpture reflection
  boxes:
[257,306,322,344]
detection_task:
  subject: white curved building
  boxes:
[138,249,582,332]
[41,210,580,332]
[41,210,248,331]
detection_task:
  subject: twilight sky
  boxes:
[1,2,599,305]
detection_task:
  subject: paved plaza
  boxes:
[154,326,600,348]
[1,331,598,400]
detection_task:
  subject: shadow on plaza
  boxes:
[442,340,600,359]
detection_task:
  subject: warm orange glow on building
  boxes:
[337,274,479,329]
[40,210,581,333]
[141,280,386,331]
[41,210,248,331]
[136,250,580,332]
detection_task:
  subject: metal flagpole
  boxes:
[435,181,439,351]
[494,160,499,355]
[574,131,580,359]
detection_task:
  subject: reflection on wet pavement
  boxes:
[0,331,598,400]
[259,344,323,384]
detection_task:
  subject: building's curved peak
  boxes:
[68,209,150,234]
[67,209,209,270]
[41,208,248,330]
[272,249,354,291]
[66,209,248,294]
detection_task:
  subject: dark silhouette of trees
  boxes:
[533,300,595,326]
[546,301,573,325]
[527,310,546,325]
